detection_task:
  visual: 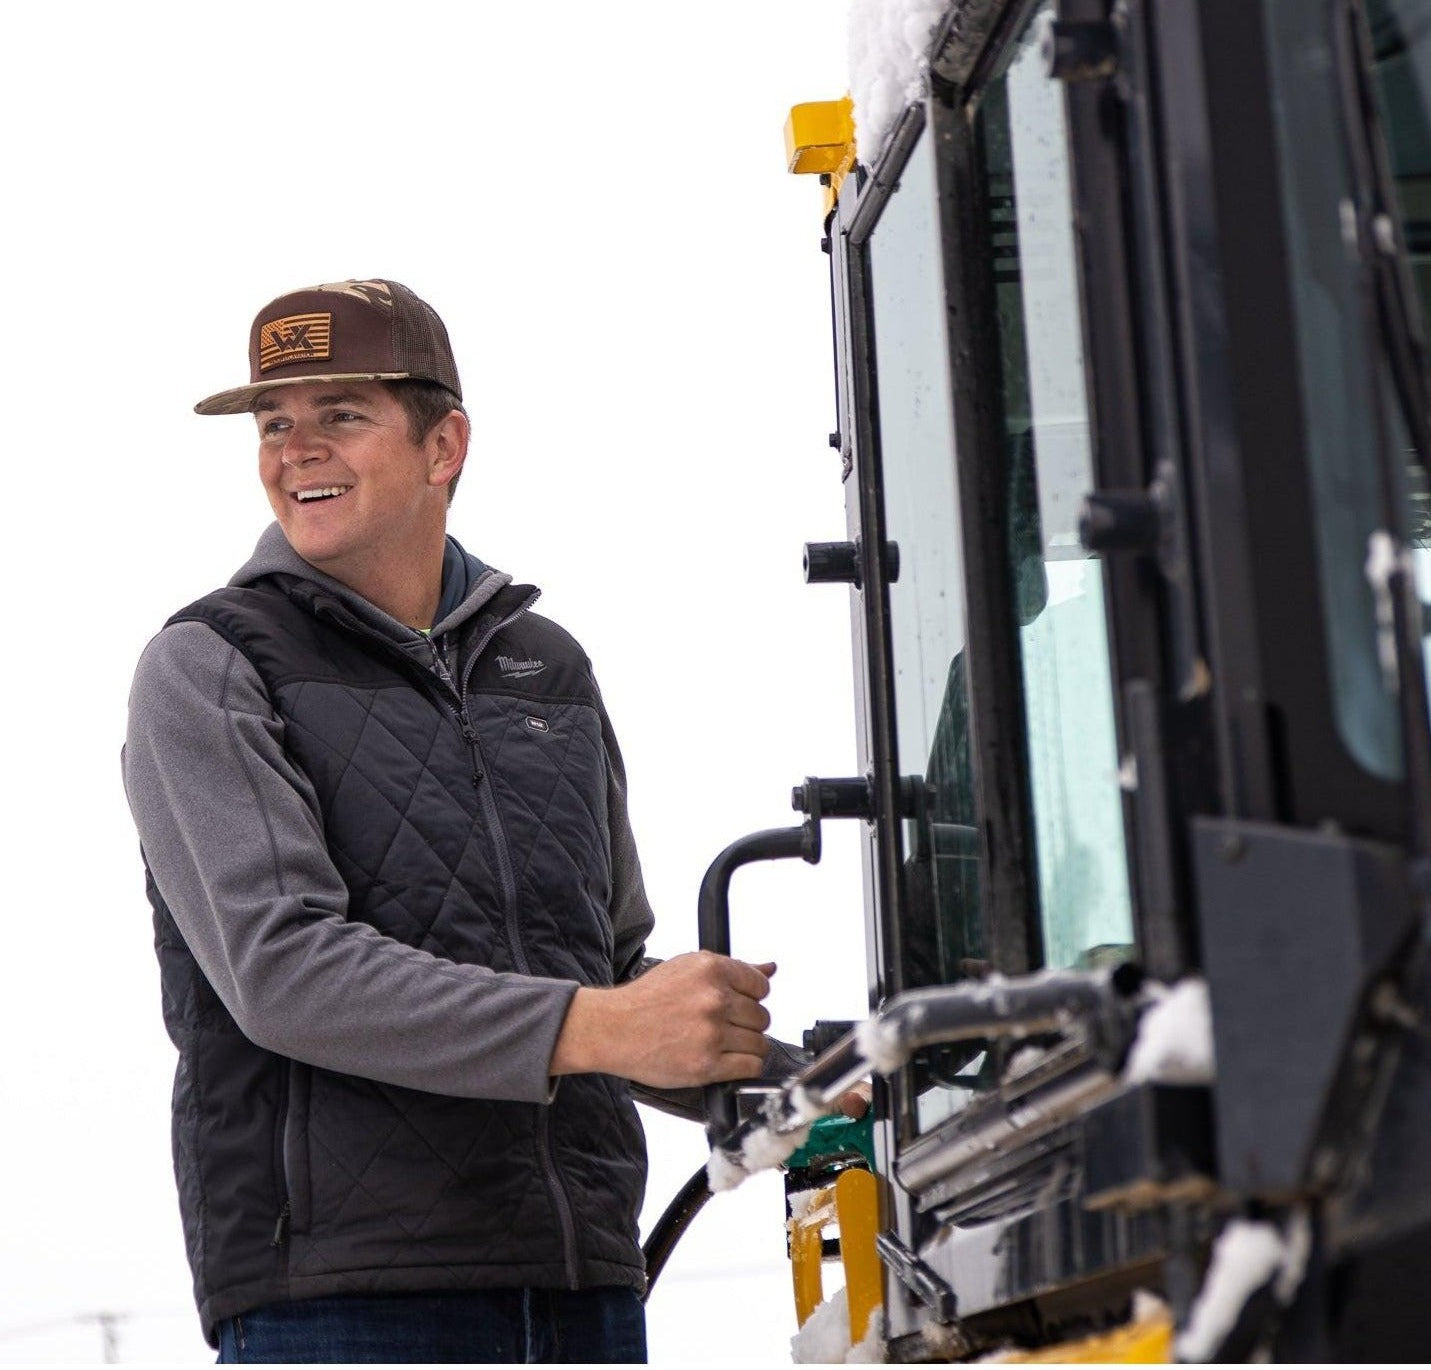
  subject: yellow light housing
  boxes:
[785,97,857,213]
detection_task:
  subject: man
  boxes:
[123,279,780,1363]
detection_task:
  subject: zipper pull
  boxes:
[427,637,458,692]
[457,712,482,783]
[271,1201,291,1248]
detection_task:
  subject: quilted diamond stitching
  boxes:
[285,692,454,870]
[479,703,605,894]
[284,685,494,957]
[304,1084,545,1270]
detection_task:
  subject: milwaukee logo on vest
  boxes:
[497,654,546,679]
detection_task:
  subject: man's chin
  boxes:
[280,526,349,571]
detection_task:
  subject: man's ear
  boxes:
[427,409,469,493]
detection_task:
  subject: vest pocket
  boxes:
[281,1063,312,1235]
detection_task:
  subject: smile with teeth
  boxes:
[294,486,353,502]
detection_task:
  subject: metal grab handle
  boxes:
[697,823,819,1146]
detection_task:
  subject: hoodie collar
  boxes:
[229,522,521,645]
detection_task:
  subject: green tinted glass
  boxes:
[975,12,1135,969]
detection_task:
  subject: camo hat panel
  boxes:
[194,279,462,415]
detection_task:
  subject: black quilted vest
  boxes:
[146,575,647,1342]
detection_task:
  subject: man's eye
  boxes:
[329,411,363,423]
[260,419,290,438]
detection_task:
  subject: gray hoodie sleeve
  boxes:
[123,620,579,1104]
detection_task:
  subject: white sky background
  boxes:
[0,1,866,1362]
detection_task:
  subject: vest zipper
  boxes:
[431,613,583,1286]
[426,640,485,785]
[308,590,581,1279]
[272,1060,291,1250]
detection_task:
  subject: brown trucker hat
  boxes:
[194,278,462,415]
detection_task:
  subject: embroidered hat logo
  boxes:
[259,313,333,372]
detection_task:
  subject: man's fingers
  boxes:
[589,951,788,1089]
[711,1048,772,1082]
[719,1026,771,1059]
[725,997,772,1033]
[725,958,775,1000]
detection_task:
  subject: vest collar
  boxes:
[229,522,528,649]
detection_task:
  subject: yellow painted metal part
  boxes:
[787,1169,884,1342]
[789,1186,834,1328]
[785,97,857,214]
[834,1169,882,1344]
[994,1309,1174,1363]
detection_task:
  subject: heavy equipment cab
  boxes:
[700,0,1431,1360]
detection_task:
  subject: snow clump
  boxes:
[1124,977,1215,1085]
[1176,1211,1311,1362]
[848,0,946,167]
[706,1117,813,1194]
[854,1012,905,1075]
[791,1285,886,1364]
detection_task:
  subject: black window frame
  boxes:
[843,58,1047,1014]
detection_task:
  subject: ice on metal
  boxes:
[1175,1211,1311,1362]
[1365,528,1410,683]
[1123,977,1215,1085]
[854,1012,904,1075]
[706,1116,814,1194]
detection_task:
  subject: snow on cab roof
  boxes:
[848,0,947,166]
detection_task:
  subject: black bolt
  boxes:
[1079,491,1160,554]
[1042,19,1118,82]
[803,541,861,586]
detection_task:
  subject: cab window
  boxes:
[975,10,1135,968]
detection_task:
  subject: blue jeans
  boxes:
[215,1288,647,1363]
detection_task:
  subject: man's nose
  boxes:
[280,426,328,466]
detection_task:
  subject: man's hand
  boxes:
[835,1080,873,1119]
[551,951,775,1088]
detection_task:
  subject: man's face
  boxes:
[255,380,455,578]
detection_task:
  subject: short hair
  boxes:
[384,379,468,504]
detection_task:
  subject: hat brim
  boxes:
[194,371,414,417]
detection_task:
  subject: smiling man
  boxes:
[122,279,780,1364]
